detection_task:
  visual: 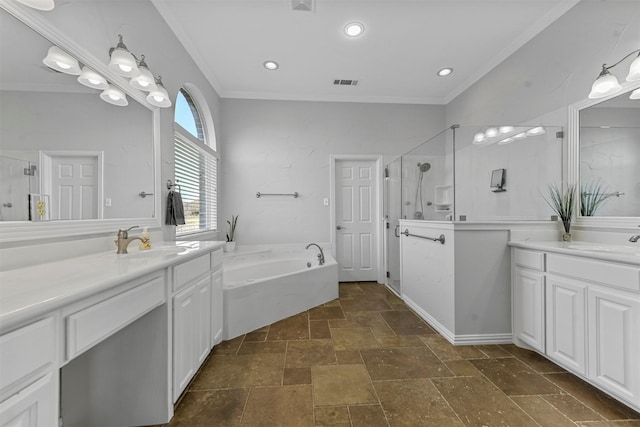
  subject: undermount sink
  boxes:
[566,242,640,256]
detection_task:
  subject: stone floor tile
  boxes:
[314,406,351,427]
[211,335,244,355]
[283,367,312,385]
[335,350,363,364]
[348,404,389,427]
[167,389,248,426]
[309,305,346,320]
[543,394,605,422]
[236,340,287,355]
[575,421,640,427]
[310,320,332,339]
[338,283,365,297]
[444,359,482,377]
[501,343,567,373]
[470,357,561,395]
[266,312,309,341]
[511,395,577,426]
[477,344,512,358]
[545,373,640,420]
[379,311,436,336]
[240,385,313,426]
[189,353,284,390]
[312,365,378,406]
[243,330,267,342]
[331,327,380,351]
[374,378,463,426]
[340,297,393,313]
[361,347,452,380]
[432,376,536,426]
[375,335,425,348]
[420,335,486,360]
[285,339,336,367]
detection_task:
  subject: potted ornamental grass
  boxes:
[224,214,238,252]
[543,183,576,242]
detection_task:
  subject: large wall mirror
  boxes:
[0,3,160,243]
[569,82,640,228]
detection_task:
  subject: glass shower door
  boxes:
[384,156,402,295]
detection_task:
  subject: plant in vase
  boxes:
[581,182,614,216]
[224,214,238,252]
[543,183,576,241]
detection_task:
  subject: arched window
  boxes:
[173,87,217,235]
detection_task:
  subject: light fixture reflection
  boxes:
[485,127,498,138]
[43,46,81,75]
[630,88,640,100]
[526,126,545,136]
[499,126,514,134]
[498,137,514,145]
[100,85,128,106]
[473,132,486,144]
[77,67,109,90]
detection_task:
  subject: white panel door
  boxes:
[335,159,377,282]
[546,276,586,375]
[50,156,98,220]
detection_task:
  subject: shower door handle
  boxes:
[394,224,400,238]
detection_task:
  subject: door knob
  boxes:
[336,225,343,230]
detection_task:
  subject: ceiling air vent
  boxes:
[292,0,313,12]
[333,79,359,86]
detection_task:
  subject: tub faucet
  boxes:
[630,235,640,243]
[116,226,149,254]
[305,243,325,265]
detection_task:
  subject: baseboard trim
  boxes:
[403,295,513,346]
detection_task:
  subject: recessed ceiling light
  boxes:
[263,60,279,70]
[437,68,453,77]
[344,22,364,37]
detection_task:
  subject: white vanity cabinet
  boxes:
[0,317,59,427]
[511,245,640,412]
[171,248,223,402]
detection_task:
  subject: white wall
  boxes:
[220,99,445,244]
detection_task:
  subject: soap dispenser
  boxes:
[139,227,151,250]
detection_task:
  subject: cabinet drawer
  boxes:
[211,249,223,271]
[547,254,640,292]
[66,274,165,360]
[514,248,545,271]
[0,317,56,392]
[173,254,211,291]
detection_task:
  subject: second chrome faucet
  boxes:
[306,243,325,265]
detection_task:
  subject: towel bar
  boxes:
[402,229,445,244]
[256,192,299,198]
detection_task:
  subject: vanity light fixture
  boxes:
[499,126,514,134]
[100,85,128,106]
[146,76,172,108]
[513,132,527,139]
[263,60,279,70]
[129,55,158,92]
[15,0,54,10]
[630,88,640,100]
[344,22,364,37]
[437,68,453,77]
[108,35,141,78]
[42,46,81,75]
[588,48,640,99]
[498,137,515,145]
[526,126,545,136]
[77,67,109,90]
[485,127,499,138]
[473,132,486,144]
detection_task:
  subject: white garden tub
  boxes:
[223,247,338,339]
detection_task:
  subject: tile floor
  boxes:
[166,282,640,426]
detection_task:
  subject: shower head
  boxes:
[418,162,431,173]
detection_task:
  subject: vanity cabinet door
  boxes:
[211,269,223,346]
[546,276,586,375]
[588,287,640,407]
[173,283,197,402]
[0,373,58,427]
[196,278,212,367]
[513,267,545,352]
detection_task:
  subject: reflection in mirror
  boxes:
[579,91,640,217]
[0,8,155,222]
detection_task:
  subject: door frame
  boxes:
[40,150,104,220]
[329,154,384,284]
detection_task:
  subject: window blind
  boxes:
[175,135,217,235]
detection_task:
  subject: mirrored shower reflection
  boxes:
[0,154,38,221]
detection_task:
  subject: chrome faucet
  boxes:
[116,226,149,254]
[305,243,325,265]
[630,235,640,243]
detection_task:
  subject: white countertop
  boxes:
[0,241,224,331]
[509,240,640,266]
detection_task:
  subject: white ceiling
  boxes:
[152,0,580,105]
